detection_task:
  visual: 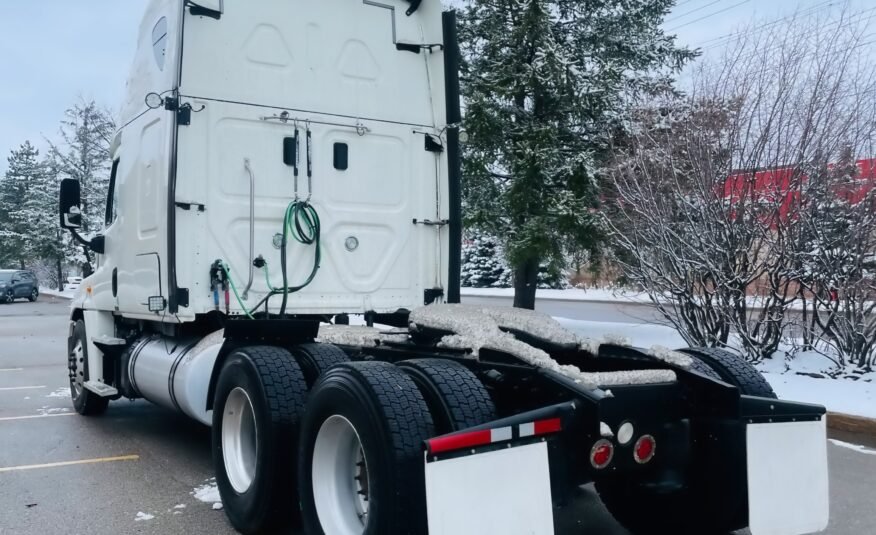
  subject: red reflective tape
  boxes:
[428,429,493,455]
[533,418,562,436]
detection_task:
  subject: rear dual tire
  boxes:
[298,362,435,535]
[212,346,308,534]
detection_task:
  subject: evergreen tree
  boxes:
[459,0,694,308]
[26,155,78,289]
[48,99,115,274]
[0,141,43,268]
[48,99,115,234]
[461,231,513,288]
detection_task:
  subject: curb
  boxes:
[827,412,876,436]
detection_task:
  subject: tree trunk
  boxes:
[56,256,64,291]
[513,257,540,310]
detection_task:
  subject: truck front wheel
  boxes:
[68,320,109,416]
[212,346,308,534]
[298,362,434,535]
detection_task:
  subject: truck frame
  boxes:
[58,2,830,534]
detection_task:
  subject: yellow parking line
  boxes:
[0,413,77,422]
[0,386,45,392]
[0,455,140,473]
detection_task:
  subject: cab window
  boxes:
[105,159,120,227]
[152,17,168,71]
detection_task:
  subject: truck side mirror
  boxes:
[59,179,83,230]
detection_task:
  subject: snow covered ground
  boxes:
[556,316,876,419]
[39,286,77,299]
[463,286,653,304]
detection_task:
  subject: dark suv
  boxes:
[0,270,38,303]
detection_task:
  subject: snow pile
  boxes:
[829,439,876,456]
[134,512,154,522]
[317,325,408,347]
[36,406,70,416]
[476,305,579,347]
[411,305,676,389]
[39,287,78,300]
[45,387,69,398]
[592,370,677,386]
[646,345,693,368]
[192,479,222,510]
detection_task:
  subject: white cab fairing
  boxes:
[84,0,449,321]
[173,0,449,317]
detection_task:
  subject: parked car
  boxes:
[0,270,39,303]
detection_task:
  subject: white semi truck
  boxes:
[58,1,830,534]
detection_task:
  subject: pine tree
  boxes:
[459,0,694,308]
[461,231,513,288]
[48,99,115,233]
[48,99,116,274]
[0,141,43,269]
[26,155,78,289]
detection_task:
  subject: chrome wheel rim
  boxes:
[222,387,258,494]
[70,340,84,398]
[312,415,370,535]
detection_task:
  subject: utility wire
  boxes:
[665,0,723,24]
[668,0,752,32]
[702,4,876,52]
[694,0,834,47]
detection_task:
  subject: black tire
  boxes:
[212,346,308,534]
[398,358,496,434]
[3,289,13,303]
[680,347,777,398]
[686,354,724,381]
[28,288,38,302]
[291,342,350,387]
[68,320,109,416]
[298,362,435,535]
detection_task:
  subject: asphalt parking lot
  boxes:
[1,297,875,534]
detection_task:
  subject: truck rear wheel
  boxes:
[212,346,308,534]
[291,342,350,386]
[680,347,777,398]
[298,362,434,535]
[398,358,496,433]
[68,320,109,416]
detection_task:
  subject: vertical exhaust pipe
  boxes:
[443,11,463,304]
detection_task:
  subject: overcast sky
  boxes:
[0,0,866,174]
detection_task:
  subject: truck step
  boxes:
[93,336,127,346]
[83,381,119,398]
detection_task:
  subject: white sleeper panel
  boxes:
[425,442,554,535]
[746,419,829,535]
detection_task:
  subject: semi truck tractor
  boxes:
[58,1,830,534]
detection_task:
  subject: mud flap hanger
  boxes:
[425,401,576,458]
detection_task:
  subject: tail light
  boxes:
[590,439,614,469]
[634,435,656,464]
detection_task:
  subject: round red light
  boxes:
[590,439,614,469]
[634,435,656,464]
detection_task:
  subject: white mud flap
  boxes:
[746,419,829,535]
[425,442,555,535]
